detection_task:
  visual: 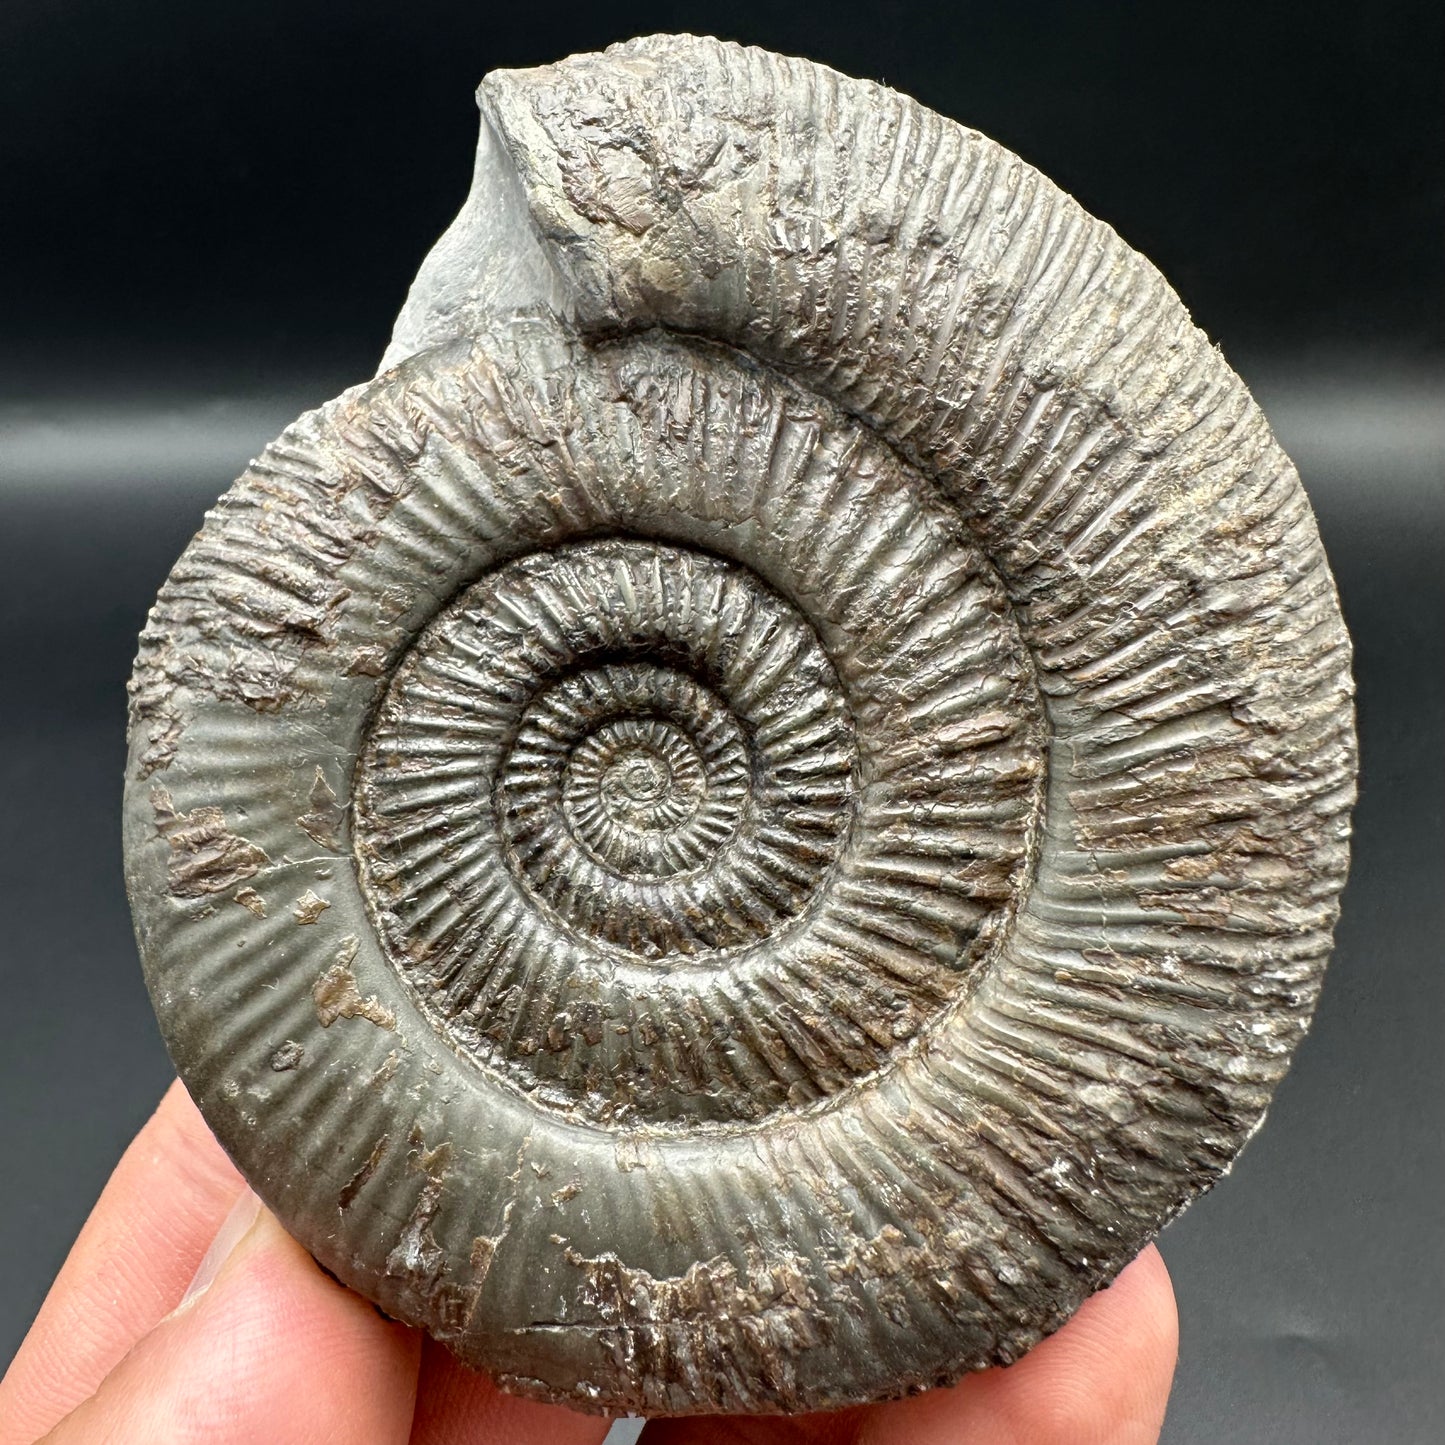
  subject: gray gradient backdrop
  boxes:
[2,3,1442,1440]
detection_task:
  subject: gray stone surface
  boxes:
[123,35,1356,1416]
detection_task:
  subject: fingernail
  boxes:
[174,1188,262,1313]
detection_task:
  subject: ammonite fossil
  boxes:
[123,35,1357,1415]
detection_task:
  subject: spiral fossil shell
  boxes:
[123,35,1356,1414]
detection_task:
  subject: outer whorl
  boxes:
[124,35,1356,1416]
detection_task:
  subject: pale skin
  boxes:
[1,1082,1177,1444]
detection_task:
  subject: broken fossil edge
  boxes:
[122,34,1356,1416]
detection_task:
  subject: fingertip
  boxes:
[984,1245,1180,1445]
[853,1246,1179,1445]
[43,1202,422,1445]
[1131,1243,1180,1365]
[0,1081,248,1444]
[198,1207,424,1432]
[410,1336,615,1445]
[1073,1244,1180,1385]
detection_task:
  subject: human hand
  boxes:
[1,1082,1177,1444]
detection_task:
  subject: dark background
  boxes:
[2,2,1441,1440]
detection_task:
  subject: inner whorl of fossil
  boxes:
[357,540,850,976]
[355,529,1043,1129]
[348,317,1052,1131]
[458,543,855,959]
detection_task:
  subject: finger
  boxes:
[639,1406,863,1445]
[38,1191,421,1445]
[408,1335,616,1445]
[640,1245,1177,1445]
[852,1244,1178,1445]
[0,1080,246,1443]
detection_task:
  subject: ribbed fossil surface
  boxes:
[123,35,1356,1415]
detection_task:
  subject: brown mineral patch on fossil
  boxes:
[234,887,267,918]
[131,701,184,778]
[339,1133,392,1211]
[293,889,331,924]
[344,645,390,677]
[386,1139,451,1285]
[297,768,347,851]
[125,386,424,749]
[469,1234,502,1294]
[382,1131,500,1333]
[313,939,396,1030]
[151,786,268,898]
[555,1245,826,1414]
[369,1050,403,1088]
[221,652,300,713]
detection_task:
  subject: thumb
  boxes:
[40,1189,422,1445]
